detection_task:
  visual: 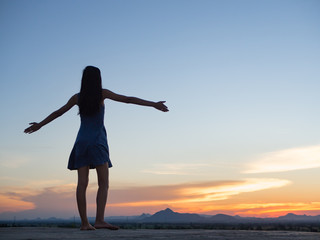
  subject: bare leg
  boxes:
[94,162,119,230]
[77,165,95,230]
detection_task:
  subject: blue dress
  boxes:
[68,103,113,170]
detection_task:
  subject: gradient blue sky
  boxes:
[1,0,320,218]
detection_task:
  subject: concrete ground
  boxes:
[0,227,319,240]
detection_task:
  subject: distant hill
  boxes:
[141,208,204,223]
[106,213,151,222]
[277,213,320,222]
[136,208,320,224]
[209,214,238,223]
[1,208,320,224]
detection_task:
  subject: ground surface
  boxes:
[0,227,319,240]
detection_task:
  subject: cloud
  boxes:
[231,202,320,217]
[181,178,291,202]
[0,184,77,219]
[0,178,291,219]
[0,186,38,214]
[108,178,290,208]
[244,145,320,173]
[142,163,210,175]
[0,194,35,213]
[182,201,320,217]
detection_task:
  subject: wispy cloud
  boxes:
[0,188,36,213]
[230,202,320,217]
[244,145,320,173]
[108,178,290,208]
[0,184,78,219]
[0,178,291,218]
[181,178,291,202]
[182,201,320,217]
[142,163,210,175]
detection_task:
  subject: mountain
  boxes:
[136,213,152,220]
[138,208,320,224]
[141,208,204,223]
[209,214,238,223]
[277,213,320,222]
[1,208,320,224]
[106,213,151,222]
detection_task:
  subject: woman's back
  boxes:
[78,104,106,141]
[68,101,112,170]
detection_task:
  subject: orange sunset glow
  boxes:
[1,175,319,219]
[0,195,35,213]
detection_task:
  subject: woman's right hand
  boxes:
[24,122,42,134]
[154,101,169,112]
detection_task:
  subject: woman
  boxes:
[24,66,169,230]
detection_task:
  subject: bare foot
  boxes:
[80,223,96,230]
[94,221,119,230]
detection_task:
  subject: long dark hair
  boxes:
[79,66,102,116]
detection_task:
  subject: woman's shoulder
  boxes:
[70,93,79,105]
[102,89,112,99]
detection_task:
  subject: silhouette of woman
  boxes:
[24,66,169,230]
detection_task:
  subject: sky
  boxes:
[0,0,320,220]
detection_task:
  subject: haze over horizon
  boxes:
[1,0,320,219]
[1,207,320,221]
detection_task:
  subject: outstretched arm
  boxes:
[103,89,169,112]
[24,94,78,134]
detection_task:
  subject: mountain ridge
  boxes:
[137,208,320,223]
[1,208,320,223]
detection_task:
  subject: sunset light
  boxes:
[0,194,35,213]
